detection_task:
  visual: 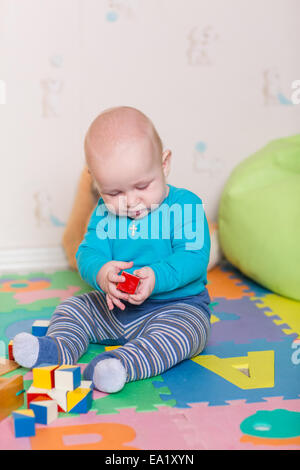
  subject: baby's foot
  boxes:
[93,358,127,393]
[12,332,59,369]
[13,332,39,368]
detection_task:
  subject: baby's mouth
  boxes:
[128,209,147,218]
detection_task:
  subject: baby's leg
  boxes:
[13,291,122,368]
[83,303,210,392]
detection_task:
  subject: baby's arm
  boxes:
[76,201,133,309]
[148,193,211,295]
[76,200,113,293]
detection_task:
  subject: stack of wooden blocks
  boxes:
[13,364,93,438]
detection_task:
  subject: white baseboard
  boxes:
[0,246,70,274]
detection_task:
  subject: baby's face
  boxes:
[89,135,170,219]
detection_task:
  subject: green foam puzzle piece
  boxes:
[78,344,106,363]
[91,376,176,415]
[0,270,92,313]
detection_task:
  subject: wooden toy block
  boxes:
[67,387,93,413]
[80,380,93,389]
[116,271,140,294]
[26,385,52,407]
[54,365,81,391]
[12,409,35,438]
[30,399,58,425]
[0,357,20,376]
[104,345,120,352]
[8,340,14,361]
[32,320,50,337]
[48,388,68,412]
[0,375,24,422]
[32,364,59,389]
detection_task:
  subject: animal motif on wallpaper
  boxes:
[193,141,222,176]
[49,54,64,69]
[33,190,65,228]
[187,25,219,66]
[262,67,293,106]
[106,0,135,21]
[291,80,300,105]
[41,79,63,117]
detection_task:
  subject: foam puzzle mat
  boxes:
[0,260,299,450]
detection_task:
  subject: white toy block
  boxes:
[29,399,58,425]
[54,365,81,391]
[48,388,68,412]
[32,320,50,337]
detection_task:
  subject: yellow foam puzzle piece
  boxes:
[253,293,300,337]
[192,350,274,389]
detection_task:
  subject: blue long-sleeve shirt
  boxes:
[75,184,211,301]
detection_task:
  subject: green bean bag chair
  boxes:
[218,134,300,301]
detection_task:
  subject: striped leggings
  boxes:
[46,290,211,383]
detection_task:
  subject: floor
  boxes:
[0,259,299,450]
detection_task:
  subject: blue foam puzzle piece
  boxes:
[213,312,240,322]
[152,336,299,408]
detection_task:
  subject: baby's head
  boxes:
[85,106,171,219]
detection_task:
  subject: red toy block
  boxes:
[8,340,14,361]
[26,386,52,408]
[116,271,140,295]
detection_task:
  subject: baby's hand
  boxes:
[127,267,156,306]
[97,260,134,310]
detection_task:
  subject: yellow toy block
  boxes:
[32,365,59,390]
[192,350,274,389]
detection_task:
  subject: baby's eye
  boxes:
[136,184,149,190]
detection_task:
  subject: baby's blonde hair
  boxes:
[85,106,163,166]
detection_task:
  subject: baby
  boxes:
[13,106,212,393]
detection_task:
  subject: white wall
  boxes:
[0,0,299,254]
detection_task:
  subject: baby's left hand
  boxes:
[127,267,156,305]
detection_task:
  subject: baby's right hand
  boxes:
[96,260,134,310]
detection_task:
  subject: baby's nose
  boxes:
[126,192,138,208]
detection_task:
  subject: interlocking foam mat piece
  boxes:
[0,260,299,450]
